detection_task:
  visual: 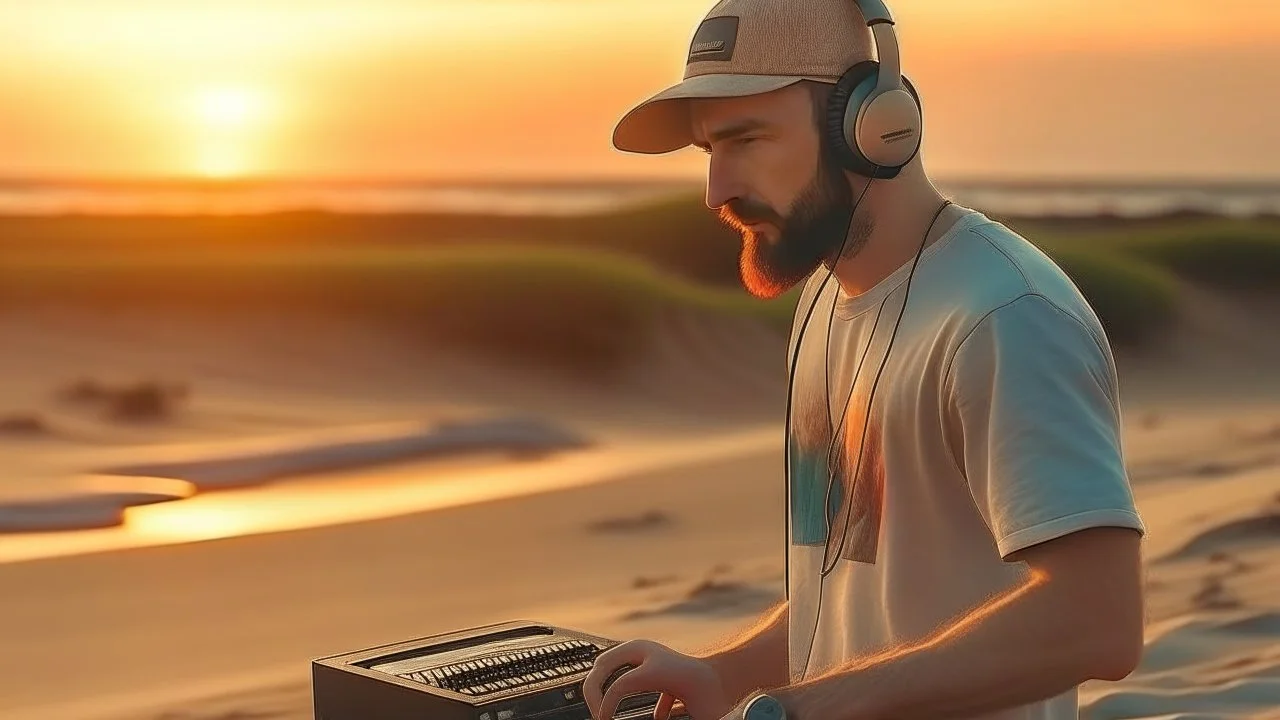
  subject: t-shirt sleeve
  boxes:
[946,293,1146,559]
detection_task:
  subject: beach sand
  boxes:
[1,286,1278,719]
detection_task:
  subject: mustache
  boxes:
[719,197,783,229]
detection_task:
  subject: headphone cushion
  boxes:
[824,61,878,174]
[824,61,922,178]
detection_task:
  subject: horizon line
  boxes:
[3,173,1280,189]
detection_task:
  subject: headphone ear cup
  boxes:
[895,73,924,170]
[825,61,881,177]
[825,63,924,180]
[902,73,922,118]
[855,79,922,174]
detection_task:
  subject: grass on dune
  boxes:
[0,245,797,377]
[1114,227,1280,291]
[0,190,746,287]
[1032,221,1278,345]
[581,192,1265,348]
[3,191,1278,372]
[1047,247,1181,348]
[0,236,1186,366]
[995,216,1280,287]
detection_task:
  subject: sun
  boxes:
[189,86,270,178]
[195,86,264,129]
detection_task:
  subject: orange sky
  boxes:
[0,0,1277,182]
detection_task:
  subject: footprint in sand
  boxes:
[632,574,679,589]
[620,575,782,621]
[1157,513,1280,564]
[1191,575,1242,611]
[0,413,52,437]
[586,509,673,533]
[1208,551,1255,575]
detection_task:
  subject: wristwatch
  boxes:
[742,692,787,720]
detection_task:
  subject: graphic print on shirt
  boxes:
[826,419,885,564]
[788,336,887,565]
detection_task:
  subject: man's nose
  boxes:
[704,155,741,211]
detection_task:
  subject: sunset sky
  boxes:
[1,0,1277,182]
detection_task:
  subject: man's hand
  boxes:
[583,638,730,720]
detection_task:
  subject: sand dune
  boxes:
[1,281,1278,719]
[1162,514,1280,563]
[1073,414,1280,719]
[0,301,785,538]
[1081,610,1280,719]
[5,400,1277,720]
[618,306,785,416]
[1113,284,1280,404]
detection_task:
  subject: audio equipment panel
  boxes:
[312,620,690,720]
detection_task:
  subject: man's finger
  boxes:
[654,691,674,720]
[597,665,659,720]
[582,651,623,717]
[582,642,649,718]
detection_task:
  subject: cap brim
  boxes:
[612,74,830,155]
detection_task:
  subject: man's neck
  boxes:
[829,180,958,299]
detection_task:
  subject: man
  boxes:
[583,1,1147,720]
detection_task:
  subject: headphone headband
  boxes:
[854,0,894,24]
[868,22,902,94]
[854,0,902,95]
[824,0,922,178]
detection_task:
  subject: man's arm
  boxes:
[693,600,790,706]
[771,526,1144,720]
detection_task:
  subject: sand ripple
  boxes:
[1083,610,1280,719]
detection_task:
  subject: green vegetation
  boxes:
[0,245,795,377]
[1115,226,1280,291]
[2,191,1277,373]
[0,191,745,287]
[1048,247,1181,348]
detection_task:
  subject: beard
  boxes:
[721,152,873,300]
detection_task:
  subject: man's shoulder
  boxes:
[926,211,1111,354]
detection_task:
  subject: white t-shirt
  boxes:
[784,207,1146,720]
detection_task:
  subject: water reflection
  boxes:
[0,425,778,565]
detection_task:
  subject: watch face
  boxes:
[746,694,785,720]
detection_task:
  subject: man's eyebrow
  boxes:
[692,118,770,150]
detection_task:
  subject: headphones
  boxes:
[824,0,923,179]
[780,0,946,683]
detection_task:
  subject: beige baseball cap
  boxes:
[612,0,870,155]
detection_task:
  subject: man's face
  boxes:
[690,83,870,300]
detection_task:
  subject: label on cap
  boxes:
[688,16,739,64]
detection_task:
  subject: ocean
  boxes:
[1,178,1278,219]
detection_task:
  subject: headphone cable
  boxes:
[797,191,952,680]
